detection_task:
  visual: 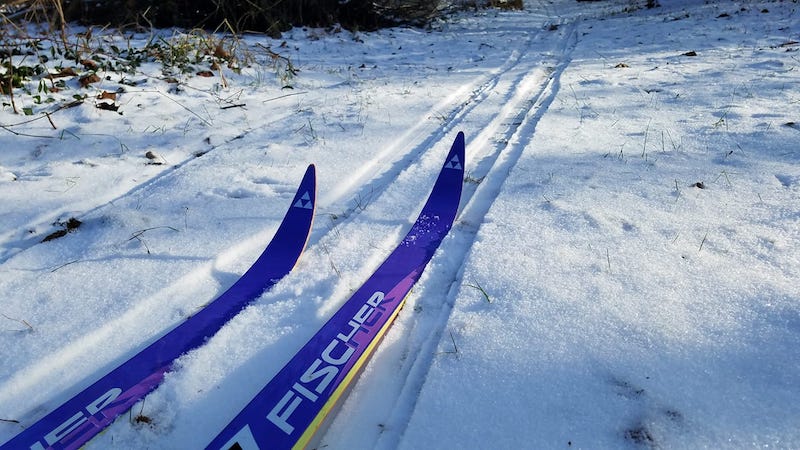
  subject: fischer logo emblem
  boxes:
[29,387,122,450]
[444,154,462,170]
[266,290,387,435]
[293,192,313,209]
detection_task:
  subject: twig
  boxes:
[320,242,341,278]
[128,226,180,254]
[0,100,83,138]
[437,330,460,357]
[155,90,212,126]
[8,63,18,114]
[699,230,709,252]
[449,331,459,354]
[0,123,54,138]
[50,259,82,273]
[44,111,56,129]
[1,313,33,332]
[261,91,308,104]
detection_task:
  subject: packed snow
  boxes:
[1,0,798,448]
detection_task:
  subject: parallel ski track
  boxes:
[0,22,544,447]
[319,22,579,450]
[2,17,573,448]
[0,123,262,266]
[308,30,541,246]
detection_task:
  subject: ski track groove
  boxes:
[309,30,539,246]
[332,22,579,450]
[0,128,256,267]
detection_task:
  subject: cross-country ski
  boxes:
[0,166,315,450]
[2,1,799,448]
[207,132,465,450]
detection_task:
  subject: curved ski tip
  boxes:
[301,164,316,197]
[454,131,465,147]
[290,164,316,212]
[303,163,316,181]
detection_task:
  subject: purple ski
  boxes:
[1,165,317,450]
[207,132,465,450]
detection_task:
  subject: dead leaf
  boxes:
[97,91,117,101]
[196,70,214,77]
[81,59,99,70]
[41,218,82,243]
[614,63,630,68]
[45,67,78,80]
[79,73,101,88]
[213,43,230,59]
[682,51,698,57]
[96,102,119,112]
[145,151,165,165]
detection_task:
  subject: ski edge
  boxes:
[295,290,410,449]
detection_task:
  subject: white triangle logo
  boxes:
[444,154,462,170]
[293,191,313,209]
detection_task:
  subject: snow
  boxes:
[1,0,799,448]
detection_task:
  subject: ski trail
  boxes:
[0,24,540,439]
[382,30,576,448]
[318,21,579,450]
[0,115,312,428]
[0,123,263,267]
[0,31,537,429]
[310,30,538,244]
[112,26,564,449]
[0,225,284,421]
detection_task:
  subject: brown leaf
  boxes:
[614,63,630,68]
[681,51,698,57]
[81,59,99,70]
[79,73,101,88]
[196,70,214,78]
[97,91,117,101]
[45,67,78,80]
[213,43,230,59]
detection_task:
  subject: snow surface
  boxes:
[1,0,799,448]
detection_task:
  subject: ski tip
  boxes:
[452,131,465,162]
[292,165,316,212]
[455,130,465,146]
[443,131,466,173]
[303,163,316,182]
